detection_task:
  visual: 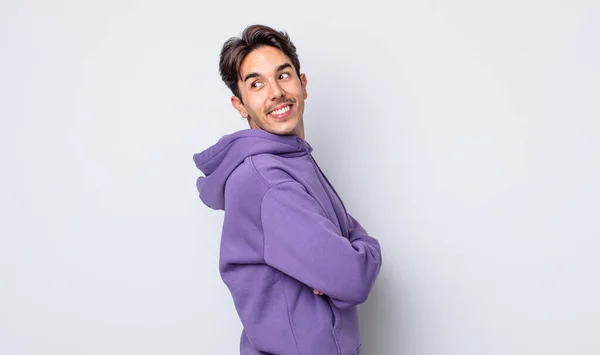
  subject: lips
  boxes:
[266,100,295,115]
[267,103,293,120]
[270,105,291,116]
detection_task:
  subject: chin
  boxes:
[266,120,297,135]
[252,115,302,136]
[267,127,293,136]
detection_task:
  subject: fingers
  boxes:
[313,289,324,295]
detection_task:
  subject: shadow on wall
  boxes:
[359,265,414,355]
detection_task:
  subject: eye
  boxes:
[251,81,264,89]
[279,72,290,79]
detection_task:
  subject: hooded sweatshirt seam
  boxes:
[259,183,302,355]
[249,156,273,189]
[196,136,299,170]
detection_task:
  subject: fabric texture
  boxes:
[193,129,382,355]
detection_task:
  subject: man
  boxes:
[193,24,382,355]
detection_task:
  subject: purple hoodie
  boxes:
[193,129,382,355]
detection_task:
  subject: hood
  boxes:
[193,128,313,210]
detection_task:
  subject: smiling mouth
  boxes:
[269,105,292,116]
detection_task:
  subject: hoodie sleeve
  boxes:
[261,181,382,307]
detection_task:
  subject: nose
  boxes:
[269,80,285,99]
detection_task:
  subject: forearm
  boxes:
[328,226,382,308]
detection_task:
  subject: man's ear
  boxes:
[231,96,248,118]
[300,73,308,99]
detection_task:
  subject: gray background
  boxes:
[1,0,599,354]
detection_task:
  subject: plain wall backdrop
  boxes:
[1,0,599,354]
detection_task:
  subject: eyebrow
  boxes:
[243,63,293,82]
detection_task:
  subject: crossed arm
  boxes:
[261,181,382,307]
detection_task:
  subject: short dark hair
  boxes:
[219,24,302,102]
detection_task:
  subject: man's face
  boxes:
[231,45,308,138]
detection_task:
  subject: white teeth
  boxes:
[271,105,290,115]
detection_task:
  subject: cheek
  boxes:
[242,95,256,110]
[291,83,306,98]
[250,94,267,110]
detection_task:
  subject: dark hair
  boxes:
[219,24,302,102]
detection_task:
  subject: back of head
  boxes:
[219,24,302,102]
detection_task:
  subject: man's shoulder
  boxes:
[224,153,280,184]
[227,153,299,190]
[250,153,301,188]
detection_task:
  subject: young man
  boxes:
[193,24,382,355]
